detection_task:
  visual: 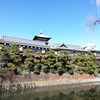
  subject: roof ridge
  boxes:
[3,35,45,43]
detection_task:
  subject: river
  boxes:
[0,83,100,100]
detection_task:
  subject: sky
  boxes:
[0,0,100,49]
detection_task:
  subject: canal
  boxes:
[0,83,100,100]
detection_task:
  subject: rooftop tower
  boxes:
[33,32,51,45]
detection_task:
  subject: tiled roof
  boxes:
[33,33,51,41]
[0,36,50,48]
[50,43,86,52]
[36,33,51,38]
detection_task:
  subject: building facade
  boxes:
[0,32,100,56]
[0,32,51,53]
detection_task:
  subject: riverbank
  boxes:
[1,80,100,100]
[0,73,100,91]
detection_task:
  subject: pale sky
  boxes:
[0,0,100,49]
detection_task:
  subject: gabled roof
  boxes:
[0,35,50,48]
[50,43,86,52]
[60,43,67,48]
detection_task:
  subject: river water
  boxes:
[0,83,100,100]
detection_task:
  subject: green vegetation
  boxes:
[0,43,100,76]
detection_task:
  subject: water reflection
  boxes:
[1,83,100,100]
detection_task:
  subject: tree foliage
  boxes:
[0,44,99,76]
[9,44,19,54]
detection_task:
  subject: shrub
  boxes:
[89,68,94,74]
[42,65,48,70]
[50,68,56,74]
[68,70,74,75]
[98,68,100,73]
[34,59,40,64]
[0,68,9,73]
[34,66,40,74]
[57,67,64,75]
[50,65,55,69]
[9,44,19,54]
[54,62,62,67]
[8,63,16,71]
[79,70,84,75]
[23,48,32,54]
[46,50,55,58]
[0,44,7,52]
[42,65,49,73]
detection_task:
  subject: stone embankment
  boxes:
[0,73,100,91]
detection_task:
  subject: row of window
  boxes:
[2,43,49,53]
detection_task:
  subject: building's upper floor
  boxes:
[0,32,100,56]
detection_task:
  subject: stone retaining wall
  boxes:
[11,73,95,84]
[0,73,99,91]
